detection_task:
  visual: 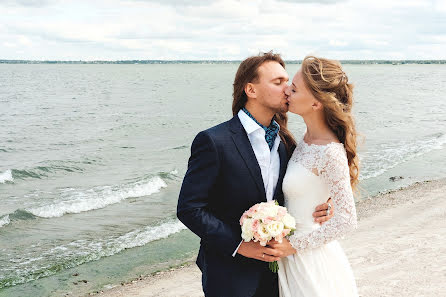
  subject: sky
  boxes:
[1,0,445,60]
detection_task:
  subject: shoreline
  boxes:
[85,177,446,297]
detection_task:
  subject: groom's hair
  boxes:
[232,51,285,115]
[232,51,296,156]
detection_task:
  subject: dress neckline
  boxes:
[300,138,343,148]
[300,130,343,148]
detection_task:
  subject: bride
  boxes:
[271,56,359,297]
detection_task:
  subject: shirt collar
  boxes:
[237,109,280,135]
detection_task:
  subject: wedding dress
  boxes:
[278,139,358,297]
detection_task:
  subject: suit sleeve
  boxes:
[177,131,241,257]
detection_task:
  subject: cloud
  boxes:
[2,0,56,7]
[329,40,349,47]
[123,0,216,6]
[0,0,444,60]
[3,41,16,47]
[277,0,346,3]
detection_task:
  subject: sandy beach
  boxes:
[90,179,446,297]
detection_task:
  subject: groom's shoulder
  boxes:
[190,117,239,150]
[198,116,238,138]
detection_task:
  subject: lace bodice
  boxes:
[283,139,357,252]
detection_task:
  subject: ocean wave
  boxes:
[0,220,186,288]
[158,169,179,180]
[108,219,187,250]
[171,145,188,150]
[0,169,14,183]
[10,209,37,221]
[0,209,37,228]
[57,220,187,261]
[13,164,84,179]
[0,215,10,228]
[26,176,167,218]
[3,159,102,183]
[360,133,446,180]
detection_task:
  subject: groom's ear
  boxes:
[245,83,257,99]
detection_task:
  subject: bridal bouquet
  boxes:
[239,200,296,273]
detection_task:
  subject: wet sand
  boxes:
[91,179,446,297]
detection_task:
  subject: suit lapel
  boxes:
[229,116,266,202]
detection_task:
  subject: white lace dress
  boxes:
[278,139,358,297]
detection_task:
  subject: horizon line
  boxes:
[1,58,446,61]
[1,59,445,65]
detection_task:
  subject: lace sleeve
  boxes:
[288,144,358,252]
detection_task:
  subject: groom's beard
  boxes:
[275,102,289,114]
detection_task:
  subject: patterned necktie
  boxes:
[242,107,279,151]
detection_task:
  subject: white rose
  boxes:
[267,206,279,218]
[258,204,278,219]
[251,211,262,220]
[265,221,284,237]
[282,213,296,229]
[241,218,254,241]
[257,224,272,242]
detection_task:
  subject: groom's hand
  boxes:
[237,241,281,262]
[313,198,334,225]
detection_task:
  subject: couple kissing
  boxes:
[177,52,359,297]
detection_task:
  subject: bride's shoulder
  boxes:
[321,142,348,165]
[319,144,350,180]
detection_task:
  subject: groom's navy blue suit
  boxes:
[177,115,288,297]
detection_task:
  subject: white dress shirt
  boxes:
[232,109,282,256]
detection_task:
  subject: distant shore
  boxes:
[86,178,446,297]
[1,60,446,65]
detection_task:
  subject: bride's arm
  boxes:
[288,144,358,252]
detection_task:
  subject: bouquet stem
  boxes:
[269,261,279,273]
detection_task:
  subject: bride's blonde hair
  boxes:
[301,56,359,191]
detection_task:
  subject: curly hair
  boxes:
[301,56,359,191]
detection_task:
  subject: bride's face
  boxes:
[285,69,319,116]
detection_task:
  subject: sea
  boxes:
[0,63,445,296]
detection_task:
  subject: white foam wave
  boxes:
[0,169,13,184]
[65,220,187,258]
[108,220,187,251]
[27,176,167,218]
[0,220,186,287]
[0,215,10,228]
[360,133,446,180]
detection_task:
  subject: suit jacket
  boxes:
[177,115,288,297]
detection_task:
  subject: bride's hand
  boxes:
[267,239,297,258]
[237,241,281,262]
[313,198,334,225]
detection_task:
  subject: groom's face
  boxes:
[253,61,289,114]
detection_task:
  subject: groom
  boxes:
[177,52,333,297]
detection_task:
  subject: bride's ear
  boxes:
[312,100,323,111]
